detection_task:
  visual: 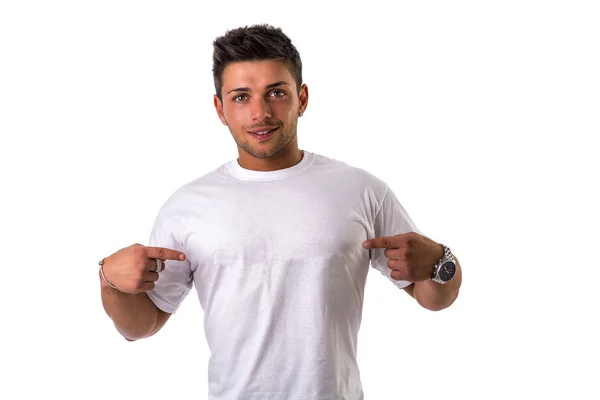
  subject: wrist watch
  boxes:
[431,244,456,284]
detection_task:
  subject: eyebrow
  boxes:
[226,81,290,95]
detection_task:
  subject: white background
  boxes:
[1,1,598,399]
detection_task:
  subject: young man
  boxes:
[99,24,462,400]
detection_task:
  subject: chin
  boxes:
[236,131,296,160]
[247,147,282,159]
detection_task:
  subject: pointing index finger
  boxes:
[363,236,398,249]
[145,246,186,261]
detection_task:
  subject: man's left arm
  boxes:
[404,256,462,311]
[363,232,462,311]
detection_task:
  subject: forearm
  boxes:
[99,271,160,341]
[406,259,462,311]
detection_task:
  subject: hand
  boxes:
[100,243,186,294]
[363,232,444,282]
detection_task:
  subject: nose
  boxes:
[250,98,272,121]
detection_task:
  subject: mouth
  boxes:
[247,126,279,141]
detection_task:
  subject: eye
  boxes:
[269,89,286,98]
[232,94,247,102]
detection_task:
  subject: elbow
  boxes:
[416,288,460,312]
[422,302,448,312]
[113,323,153,342]
[419,300,449,312]
[119,330,149,342]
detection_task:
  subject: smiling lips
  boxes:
[248,126,279,140]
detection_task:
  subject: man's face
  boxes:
[214,60,308,160]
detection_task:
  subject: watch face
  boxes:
[439,261,456,281]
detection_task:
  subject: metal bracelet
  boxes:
[438,244,453,262]
[99,258,119,290]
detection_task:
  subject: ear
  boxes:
[214,94,228,126]
[298,84,309,116]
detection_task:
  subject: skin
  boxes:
[212,59,461,310]
[213,60,309,171]
[100,59,460,344]
[363,232,462,311]
[99,244,186,341]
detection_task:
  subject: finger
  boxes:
[387,258,408,271]
[363,236,400,249]
[140,281,156,292]
[383,248,404,260]
[145,246,186,261]
[387,261,423,281]
[145,258,165,273]
[390,270,409,281]
[143,271,159,282]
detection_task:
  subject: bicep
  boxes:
[148,305,172,337]
[403,283,415,298]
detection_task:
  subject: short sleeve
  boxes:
[370,184,423,290]
[146,205,193,314]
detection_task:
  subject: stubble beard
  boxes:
[232,118,298,159]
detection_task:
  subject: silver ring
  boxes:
[154,258,163,273]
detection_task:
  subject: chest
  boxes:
[182,187,370,271]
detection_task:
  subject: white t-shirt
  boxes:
[147,150,421,400]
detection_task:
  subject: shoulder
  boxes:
[154,163,229,217]
[310,151,390,194]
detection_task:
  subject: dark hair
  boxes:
[212,24,303,100]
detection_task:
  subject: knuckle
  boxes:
[132,245,145,258]
[139,258,150,271]
[133,259,145,273]
[137,277,147,288]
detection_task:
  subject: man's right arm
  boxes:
[99,273,171,341]
[98,244,186,341]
